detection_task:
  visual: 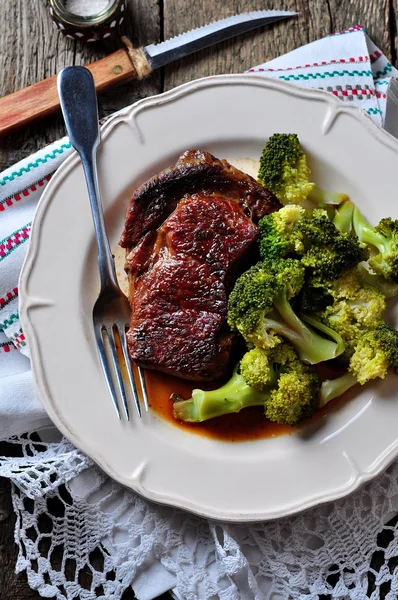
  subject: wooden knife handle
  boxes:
[0,47,151,138]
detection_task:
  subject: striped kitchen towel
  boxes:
[249,25,398,126]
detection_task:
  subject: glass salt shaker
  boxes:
[47,0,126,42]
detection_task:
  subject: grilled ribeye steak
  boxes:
[121,150,281,381]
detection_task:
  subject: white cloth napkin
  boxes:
[0,139,71,437]
[1,25,398,600]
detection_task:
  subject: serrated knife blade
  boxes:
[145,10,298,69]
[0,10,297,137]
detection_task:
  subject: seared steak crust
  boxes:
[121,150,281,381]
[120,149,279,248]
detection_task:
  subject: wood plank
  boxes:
[0,48,151,138]
[0,441,49,600]
[327,0,392,59]
[163,0,392,90]
[0,450,41,599]
[0,0,76,170]
[163,0,321,90]
[0,0,161,171]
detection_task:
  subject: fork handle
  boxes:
[81,146,120,291]
[58,67,119,291]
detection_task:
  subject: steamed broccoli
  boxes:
[173,343,321,426]
[172,366,266,422]
[353,207,398,282]
[296,209,368,279]
[259,205,368,279]
[299,267,386,359]
[318,372,358,407]
[258,133,315,205]
[257,133,348,206]
[302,267,397,403]
[240,347,278,390]
[349,322,398,383]
[319,322,398,407]
[258,204,305,259]
[263,343,321,425]
[227,257,345,364]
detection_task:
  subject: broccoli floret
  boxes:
[173,343,321,426]
[258,204,306,259]
[258,133,347,207]
[318,372,358,407]
[226,260,284,350]
[319,322,398,407]
[298,285,334,315]
[263,343,321,425]
[301,269,397,389]
[227,258,345,364]
[300,268,386,359]
[297,209,368,279]
[258,133,315,205]
[259,206,368,278]
[240,347,278,391]
[314,268,385,326]
[353,208,398,282]
[349,322,398,383]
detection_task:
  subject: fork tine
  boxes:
[119,327,142,418]
[138,367,149,412]
[107,328,130,421]
[95,326,121,420]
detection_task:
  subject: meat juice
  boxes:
[144,369,294,441]
[143,364,348,442]
[113,341,348,442]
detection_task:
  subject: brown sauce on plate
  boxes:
[140,362,349,442]
[144,369,293,441]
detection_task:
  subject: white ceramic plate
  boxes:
[20,75,398,521]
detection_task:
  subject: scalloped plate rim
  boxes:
[19,74,398,522]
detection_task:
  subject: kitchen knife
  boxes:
[0,10,297,137]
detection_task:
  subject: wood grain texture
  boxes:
[0,0,161,170]
[0,446,40,600]
[0,48,152,138]
[163,0,393,90]
[0,0,396,598]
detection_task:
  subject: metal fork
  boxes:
[57,66,148,420]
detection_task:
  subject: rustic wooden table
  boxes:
[0,0,395,598]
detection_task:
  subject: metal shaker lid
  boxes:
[47,0,126,42]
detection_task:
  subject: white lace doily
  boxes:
[1,428,398,599]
